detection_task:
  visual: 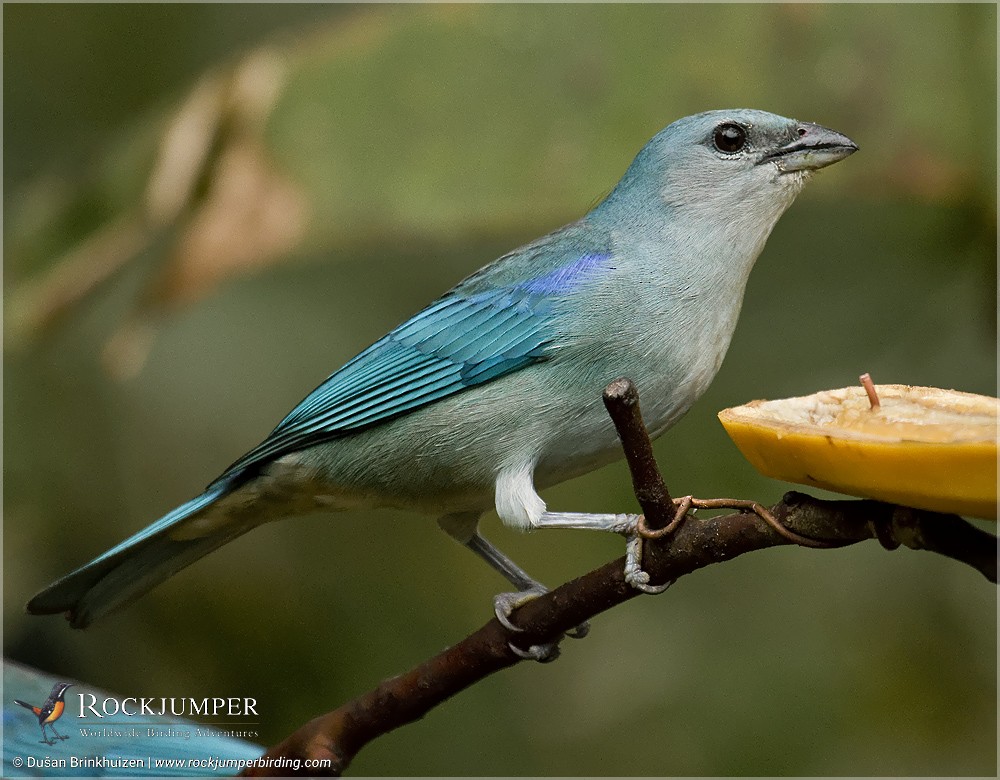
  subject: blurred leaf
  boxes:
[5,4,995,376]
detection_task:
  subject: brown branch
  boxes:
[602,377,674,529]
[242,379,997,777]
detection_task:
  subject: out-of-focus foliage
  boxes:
[4,4,996,776]
[5,4,995,373]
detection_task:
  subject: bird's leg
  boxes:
[49,723,69,741]
[493,464,669,621]
[438,513,587,662]
[465,530,547,626]
[532,512,672,594]
[465,530,543,593]
[465,531,590,639]
[465,532,570,662]
[39,725,54,745]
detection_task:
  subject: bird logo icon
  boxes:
[13,682,73,745]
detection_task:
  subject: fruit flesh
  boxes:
[718,385,998,520]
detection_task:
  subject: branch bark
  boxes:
[242,379,997,777]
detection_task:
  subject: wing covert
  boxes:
[216,285,556,481]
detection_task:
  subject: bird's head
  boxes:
[53,682,73,699]
[602,109,857,226]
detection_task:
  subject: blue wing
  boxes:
[216,283,558,481]
[24,246,610,627]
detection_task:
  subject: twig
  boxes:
[241,379,997,777]
[602,378,674,527]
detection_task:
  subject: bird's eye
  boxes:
[713,123,747,154]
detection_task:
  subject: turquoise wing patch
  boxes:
[217,285,556,480]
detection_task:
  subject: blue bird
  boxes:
[27,110,857,653]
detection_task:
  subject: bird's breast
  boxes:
[532,268,745,482]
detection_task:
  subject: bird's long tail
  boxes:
[26,480,251,629]
[12,699,37,713]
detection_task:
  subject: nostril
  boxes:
[797,126,808,137]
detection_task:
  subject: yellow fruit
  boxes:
[718,384,998,520]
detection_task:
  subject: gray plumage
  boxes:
[27,109,857,629]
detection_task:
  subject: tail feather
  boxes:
[26,482,249,628]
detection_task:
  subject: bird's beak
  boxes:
[761,122,858,172]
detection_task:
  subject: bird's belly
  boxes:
[273,331,726,518]
[532,367,703,487]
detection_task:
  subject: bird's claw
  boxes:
[565,620,590,639]
[508,640,561,663]
[493,586,548,632]
[628,573,672,595]
[495,586,589,661]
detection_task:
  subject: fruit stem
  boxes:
[859,372,880,410]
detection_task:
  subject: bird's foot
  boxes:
[494,586,590,662]
[494,586,590,638]
[565,620,590,639]
[619,504,696,594]
[493,585,546,632]
[39,739,55,746]
[509,639,562,663]
[57,734,70,741]
[624,532,673,594]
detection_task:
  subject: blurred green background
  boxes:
[4,4,996,776]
